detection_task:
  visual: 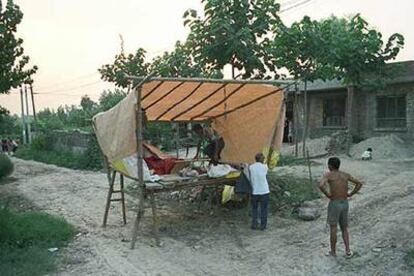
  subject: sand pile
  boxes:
[281,136,331,157]
[350,134,414,160]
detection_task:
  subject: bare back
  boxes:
[325,170,351,200]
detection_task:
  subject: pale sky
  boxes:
[1,0,413,115]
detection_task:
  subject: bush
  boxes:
[0,205,75,276]
[267,173,320,213]
[278,155,307,166]
[79,135,103,170]
[0,154,14,178]
[406,248,414,268]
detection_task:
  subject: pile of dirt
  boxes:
[281,136,331,157]
[350,134,414,160]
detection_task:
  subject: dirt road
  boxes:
[2,157,414,275]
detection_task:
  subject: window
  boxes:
[376,95,406,128]
[323,97,346,127]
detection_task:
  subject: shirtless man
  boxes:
[319,157,363,258]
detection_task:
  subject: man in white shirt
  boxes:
[249,153,270,230]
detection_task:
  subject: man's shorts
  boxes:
[327,200,349,228]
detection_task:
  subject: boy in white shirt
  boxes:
[249,153,270,230]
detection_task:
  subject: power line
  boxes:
[35,72,99,91]
[36,81,102,94]
[280,0,313,13]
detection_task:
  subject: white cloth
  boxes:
[361,150,372,159]
[249,162,269,195]
[207,164,236,178]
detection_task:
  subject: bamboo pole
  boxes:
[126,75,293,86]
[301,81,309,158]
[266,90,286,167]
[102,170,116,227]
[131,84,146,249]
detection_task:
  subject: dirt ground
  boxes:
[1,156,414,276]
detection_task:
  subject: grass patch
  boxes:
[278,155,307,166]
[267,173,320,214]
[406,248,414,268]
[0,204,76,276]
[14,145,102,170]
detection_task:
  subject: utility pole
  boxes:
[24,85,32,143]
[20,85,27,144]
[29,84,37,123]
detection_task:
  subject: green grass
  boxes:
[15,145,102,170]
[267,173,320,214]
[406,248,414,268]
[278,155,307,166]
[0,205,76,276]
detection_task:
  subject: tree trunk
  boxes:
[346,85,355,155]
[294,84,299,157]
[302,81,309,158]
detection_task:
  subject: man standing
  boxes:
[319,157,363,258]
[249,153,270,230]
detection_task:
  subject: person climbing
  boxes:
[192,123,225,165]
[319,157,363,258]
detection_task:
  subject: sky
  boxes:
[1,0,413,115]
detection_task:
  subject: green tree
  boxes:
[98,48,149,88]
[98,89,128,111]
[0,0,37,94]
[270,16,335,156]
[319,15,404,151]
[184,0,281,79]
[0,106,20,135]
[150,40,223,78]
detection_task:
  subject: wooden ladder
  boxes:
[102,170,127,227]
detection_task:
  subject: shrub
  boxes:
[0,154,14,178]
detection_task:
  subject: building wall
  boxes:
[291,82,414,141]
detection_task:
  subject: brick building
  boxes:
[285,60,414,142]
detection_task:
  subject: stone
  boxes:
[297,207,320,221]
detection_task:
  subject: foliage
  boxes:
[0,204,75,276]
[0,0,37,94]
[98,48,149,88]
[267,173,320,214]
[406,248,414,268]
[317,14,404,86]
[98,89,127,112]
[184,0,281,79]
[78,135,103,170]
[270,16,335,82]
[0,154,13,178]
[0,106,21,136]
[150,40,223,78]
[15,146,85,170]
[277,155,306,166]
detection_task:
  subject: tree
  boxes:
[0,106,20,135]
[0,0,37,94]
[184,0,281,79]
[99,48,149,88]
[150,41,222,78]
[319,15,404,152]
[270,16,335,157]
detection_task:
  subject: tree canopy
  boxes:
[184,0,281,79]
[0,0,37,94]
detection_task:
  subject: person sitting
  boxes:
[361,148,372,160]
[192,123,225,165]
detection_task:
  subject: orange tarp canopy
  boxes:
[93,78,290,164]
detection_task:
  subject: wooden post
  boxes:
[306,149,313,186]
[131,85,146,249]
[346,85,354,155]
[103,170,116,227]
[175,123,180,158]
[20,86,27,144]
[294,84,299,157]
[302,81,309,158]
[150,192,160,246]
[120,174,127,225]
